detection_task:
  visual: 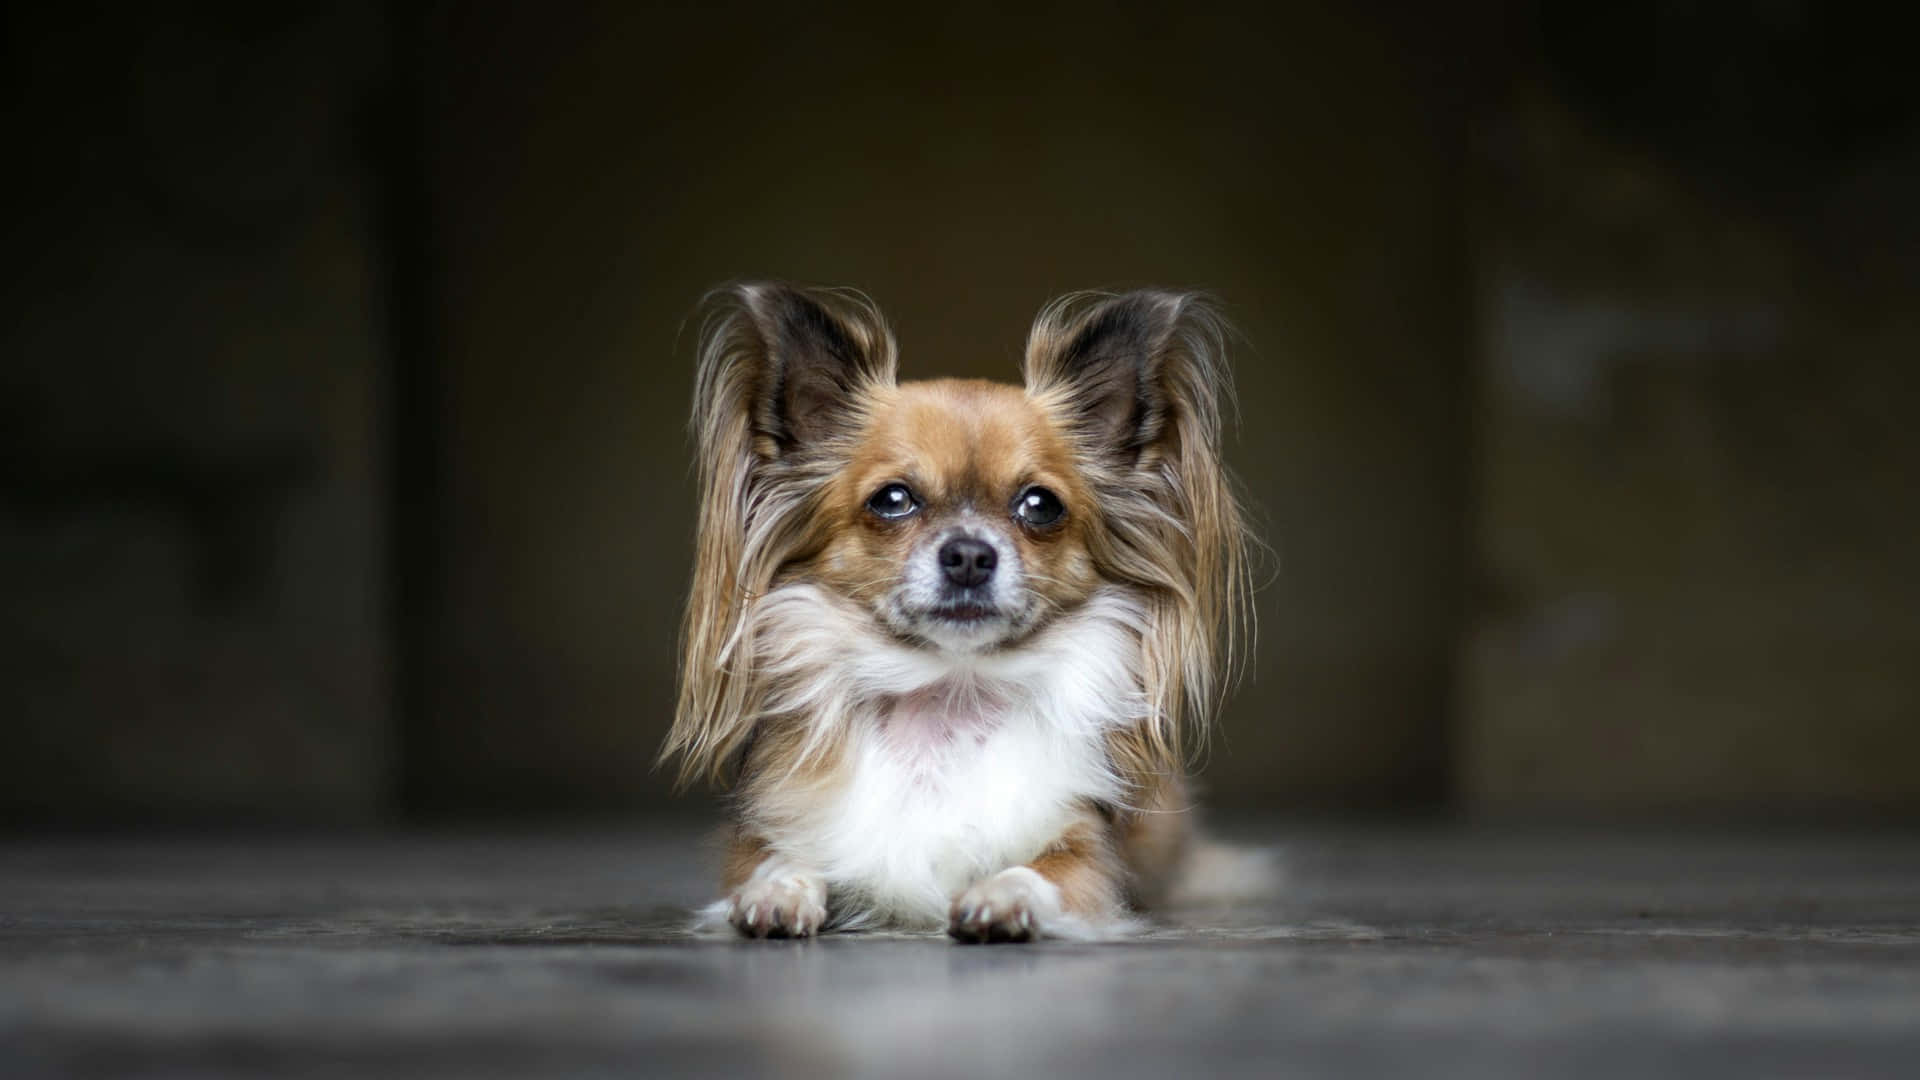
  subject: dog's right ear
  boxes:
[696,282,897,460]
[666,283,895,789]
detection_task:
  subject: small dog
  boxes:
[662,283,1254,941]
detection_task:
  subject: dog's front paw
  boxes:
[948,867,1064,944]
[727,863,827,939]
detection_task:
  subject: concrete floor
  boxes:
[2,821,1917,1078]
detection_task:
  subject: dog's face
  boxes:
[809,380,1101,652]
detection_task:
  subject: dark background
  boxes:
[4,1,1917,824]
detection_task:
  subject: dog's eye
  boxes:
[865,483,920,520]
[1012,486,1065,527]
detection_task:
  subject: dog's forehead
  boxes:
[860,379,1065,486]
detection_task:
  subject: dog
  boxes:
[662,283,1256,941]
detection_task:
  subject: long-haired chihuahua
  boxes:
[662,283,1256,941]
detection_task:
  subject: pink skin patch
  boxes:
[882,681,1005,765]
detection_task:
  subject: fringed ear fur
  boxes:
[1023,290,1254,776]
[661,283,897,788]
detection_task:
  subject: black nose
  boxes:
[938,537,997,588]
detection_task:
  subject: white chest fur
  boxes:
[745,585,1147,927]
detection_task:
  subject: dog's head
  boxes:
[665,283,1250,783]
[813,375,1091,652]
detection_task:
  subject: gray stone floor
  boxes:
[2,820,1917,1078]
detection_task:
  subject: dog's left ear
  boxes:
[1023,289,1251,771]
[1022,289,1222,467]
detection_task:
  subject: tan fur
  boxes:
[1026,807,1128,918]
[1113,774,1197,909]
[719,829,770,892]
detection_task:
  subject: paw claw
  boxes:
[726,865,828,940]
[947,868,1060,944]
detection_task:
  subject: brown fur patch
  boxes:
[720,829,770,891]
[1027,808,1127,918]
[1113,773,1196,909]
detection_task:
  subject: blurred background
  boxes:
[3,1,1917,825]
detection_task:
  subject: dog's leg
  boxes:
[1114,772,1196,910]
[720,831,828,938]
[947,810,1124,943]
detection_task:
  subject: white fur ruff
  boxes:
[733,582,1150,933]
